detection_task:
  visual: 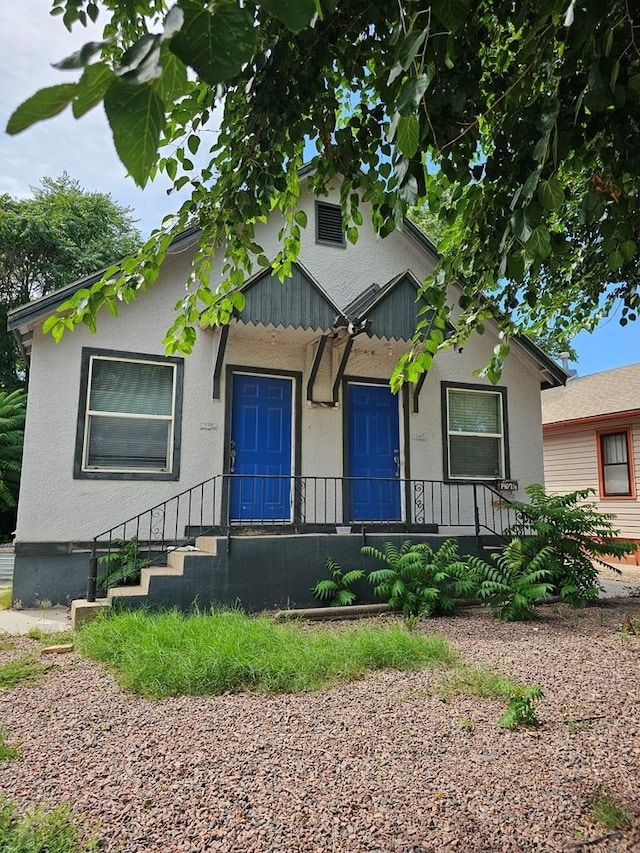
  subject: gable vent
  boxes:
[315,201,345,246]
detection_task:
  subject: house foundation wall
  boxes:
[11,533,491,611]
[12,547,89,608]
[114,533,488,613]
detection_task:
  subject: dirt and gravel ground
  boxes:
[0,600,639,853]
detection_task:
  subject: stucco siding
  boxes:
[15,179,546,549]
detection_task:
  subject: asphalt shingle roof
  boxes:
[541,363,640,425]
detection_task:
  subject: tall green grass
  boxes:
[76,609,459,698]
[0,656,50,690]
[0,588,11,610]
[0,798,97,852]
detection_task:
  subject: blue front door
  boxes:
[347,382,401,521]
[230,374,293,522]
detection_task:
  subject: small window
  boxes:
[443,384,507,480]
[75,349,183,480]
[598,429,634,497]
[315,201,345,246]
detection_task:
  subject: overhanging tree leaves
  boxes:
[7,1,640,382]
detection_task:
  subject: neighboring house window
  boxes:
[75,349,183,480]
[443,383,508,480]
[597,428,635,498]
[315,201,345,246]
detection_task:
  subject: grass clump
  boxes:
[0,798,97,852]
[0,656,50,691]
[26,628,73,644]
[0,727,19,761]
[437,665,518,700]
[590,789,631,831]
[0,588,11,610]
[76,609,459,698]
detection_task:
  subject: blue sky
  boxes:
[0,1,636,379]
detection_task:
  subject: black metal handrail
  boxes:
[86,475,522,601]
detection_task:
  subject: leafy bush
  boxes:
[506,484,637,606]
[97,538,149,588]
[469,539,554,621]
[364,539,479,617]
[498,684,543,729]
[311,556,364,606]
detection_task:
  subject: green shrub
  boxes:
[506,484,637,606]
[76,608,459,697]
[311,556,364,606]
[97,538,149,588]
[364,539,479,617]
[498,684,543,729]
[469,538,553,621]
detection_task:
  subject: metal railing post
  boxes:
[87,541,98,602]
[473,483,481,548]
[225,474,232,554]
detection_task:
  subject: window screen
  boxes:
[446,388,505,479]
[83,356,176,473]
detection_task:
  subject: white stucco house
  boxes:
[8,174,565,611]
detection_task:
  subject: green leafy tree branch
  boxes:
[7,2,640,380]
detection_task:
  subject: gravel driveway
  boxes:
[1,601,638,852]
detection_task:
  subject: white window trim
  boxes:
[445,386,506,481]
[81,354,178,474]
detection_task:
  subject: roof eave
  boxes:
[543,408,640,429]
[7,225,202,334]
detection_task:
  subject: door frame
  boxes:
[342,376,411,523]
[223,365,302,525]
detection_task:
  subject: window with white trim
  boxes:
[76,350,182,478]
[444,385,506,480]
[599,430,633,496]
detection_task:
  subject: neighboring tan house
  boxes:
[8,173,565,612]
[542,364,640,563]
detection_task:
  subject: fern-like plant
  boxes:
[364,539,479,617]
[498,684,543,728]
[311,557,364,607]
[506,484,637,606]
[98,538,149,589]
[468,538,553,621]
[0,389,26,514]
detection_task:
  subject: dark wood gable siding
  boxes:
[365,273,429,341]
[238,265,339,331]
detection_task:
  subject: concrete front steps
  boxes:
[71,536,221,627]
[70,531,494,627]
